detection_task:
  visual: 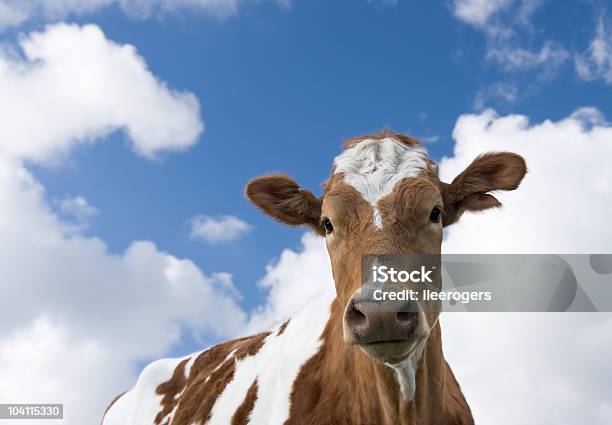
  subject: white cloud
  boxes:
[451,0,569,73]
[442,313,612,425]
[0,24,245,425]
[59,195,98,227]
[190,215,252,243]
[245,233,334,334]
[0,23,203,163]
[366,0,398,7]
[452,0,511,28]
[0,1,26,27]
[439,108,612,425]
[419,134,440,143]
[0,153,246,425]
[0,317,130,425]
[487,41,569,72]
[0,0,287,30]
[440,107,612,254]
[119,0,239,19]
[576,16,612,84]
[0,159,247,346]
[473,82,518,110]
[246,108,612,424]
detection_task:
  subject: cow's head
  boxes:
[247,133,526,364]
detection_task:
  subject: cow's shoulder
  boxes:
[103,291,335,425]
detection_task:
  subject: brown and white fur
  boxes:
[102,132,527,425]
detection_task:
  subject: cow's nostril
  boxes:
[397,311,416,323]
[346,301,367,326]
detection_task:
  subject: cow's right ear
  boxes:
[246,174,324,236]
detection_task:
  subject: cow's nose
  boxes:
[344,296,419,344]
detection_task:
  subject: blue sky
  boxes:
[18,0,612,315]
[1,1,612,423]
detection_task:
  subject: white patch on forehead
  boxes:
[333,137,429,229]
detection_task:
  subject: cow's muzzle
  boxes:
[343,286,426,361]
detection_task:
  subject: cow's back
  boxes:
[102,292,334,425]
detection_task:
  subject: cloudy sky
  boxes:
[0,0,611,424]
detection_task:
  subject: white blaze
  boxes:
[333,138,429,229]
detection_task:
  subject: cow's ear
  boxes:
[441,152,527,227]
[246,174,324,236]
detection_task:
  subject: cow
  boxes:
[102,132,527,425]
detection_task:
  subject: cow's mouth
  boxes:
[357,339,417,362]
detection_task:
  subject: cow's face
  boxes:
[247,133,526,364]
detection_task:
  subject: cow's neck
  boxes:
[291,299,447,424]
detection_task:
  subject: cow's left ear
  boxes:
[441,152,527,227]
[246,174,324,236]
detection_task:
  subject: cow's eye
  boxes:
[429,206,442,223]
[322,218,334,234]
